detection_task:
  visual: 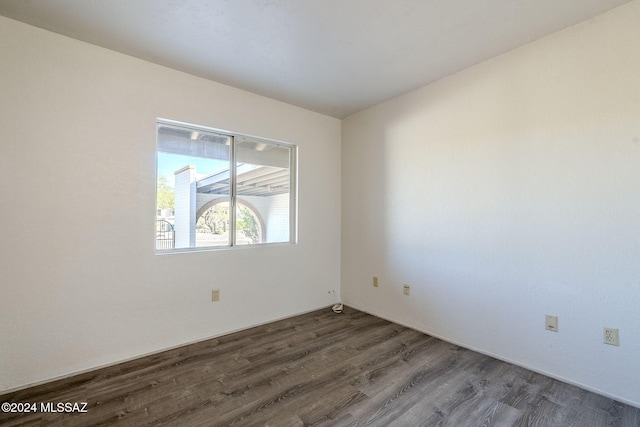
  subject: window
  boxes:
[155,119,297,252]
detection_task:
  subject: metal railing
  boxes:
[156,219,175,250]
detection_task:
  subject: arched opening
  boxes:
[195,198,265,246]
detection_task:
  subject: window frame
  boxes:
[155,118,298,254]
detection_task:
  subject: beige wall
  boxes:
[0,16,341,392]
[342,1,640,407]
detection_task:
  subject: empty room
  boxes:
[1,0,639,426]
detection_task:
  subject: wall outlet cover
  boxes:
[603,327,619,346]
[545,315,558,332]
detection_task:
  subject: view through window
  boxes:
[156,120,296,252]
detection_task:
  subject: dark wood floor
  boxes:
[1,307,639,427]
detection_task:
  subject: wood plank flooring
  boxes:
[1,307,639,426]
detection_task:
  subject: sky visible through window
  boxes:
[157,152,229,186]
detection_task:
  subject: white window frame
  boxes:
[155,118,298,254]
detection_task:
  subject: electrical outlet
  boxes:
[545,315,558,332]
[403,284,410,296]
[373,276,379,287]
[211,289,220,302]
[603,327,619,346]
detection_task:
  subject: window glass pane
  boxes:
[235,137,291,244]
[157,123,231,249]
[156,120,296,252]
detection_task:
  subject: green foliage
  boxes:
[194,202,260,244]
[197,206,228,234]
[237,206,259,244]
[156,176,175,210]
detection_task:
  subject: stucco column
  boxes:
[173,165,196,248]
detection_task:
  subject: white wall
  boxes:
[342,1,640,407]
[0,16,341,392]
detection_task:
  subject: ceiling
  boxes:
[0,0,632,118]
